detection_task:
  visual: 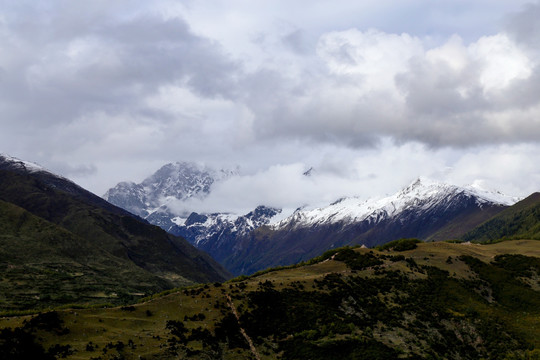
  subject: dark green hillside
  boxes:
[1,241,539,359]
[462,192,540,243]
[0,158,230,311]
[426,204,506,242]
[0,200,173,311]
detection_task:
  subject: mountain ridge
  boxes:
[269,176,517,231]
[171,176,515,275]
[0,154,230,310]
[104,161,521,275]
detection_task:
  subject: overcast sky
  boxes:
[1,0,539,213]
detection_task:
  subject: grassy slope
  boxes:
[0,168,230,311]
[0,199,182,311]
[462,193,540,243]
[1,240,539,359]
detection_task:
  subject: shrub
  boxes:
[377,238,422,252]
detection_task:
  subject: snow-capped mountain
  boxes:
[172,206,281,246]
[215,177,517,275]
[104,162,236,229]
[105,164,518,276]
[270,177,518,231]
[169,206,281,265]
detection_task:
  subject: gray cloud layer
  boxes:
[0,0,538,202]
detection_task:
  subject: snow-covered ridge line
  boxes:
[0,153,47,173]
[172,206,281,246]
[270,177,519,230]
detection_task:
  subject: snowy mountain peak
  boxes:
[272,177,518,231]
[397,177,518,206]
[141,162,216,201]
[464,180,519,206]
[104,161,237,219]
[404,176,441,190]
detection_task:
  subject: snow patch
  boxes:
[0,154,47,173]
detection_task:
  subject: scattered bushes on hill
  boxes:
[377,238,422,251]
[0,311,72,360]
[491,254,540,278]
[333,248,383,270]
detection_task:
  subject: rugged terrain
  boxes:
[104,162,236,230]
[0,155,230,311]
[106,164,518,275]
[220,178,517,275]
[1,155,539,359]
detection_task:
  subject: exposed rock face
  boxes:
[104,161,236,230]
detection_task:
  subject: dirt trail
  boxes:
[226,294,261,360]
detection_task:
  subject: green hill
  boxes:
[462,192,540,243]
[0,158,230,311]
[1,240,539,359]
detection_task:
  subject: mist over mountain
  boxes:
[105,163,519,275]
[1,1,539,356]
[1,154,539,359]
[104,162,237,230]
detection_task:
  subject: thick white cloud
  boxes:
[245,27,540,147]
[469,34,533,94]
[317,29,424,91]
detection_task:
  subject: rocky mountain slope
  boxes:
[171,206,281,266]
[0,154,230,310]
[104,162,235,230]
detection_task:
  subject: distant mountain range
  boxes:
[216,177,517,274]
[105,163,522,275]
[0,155,230,310]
